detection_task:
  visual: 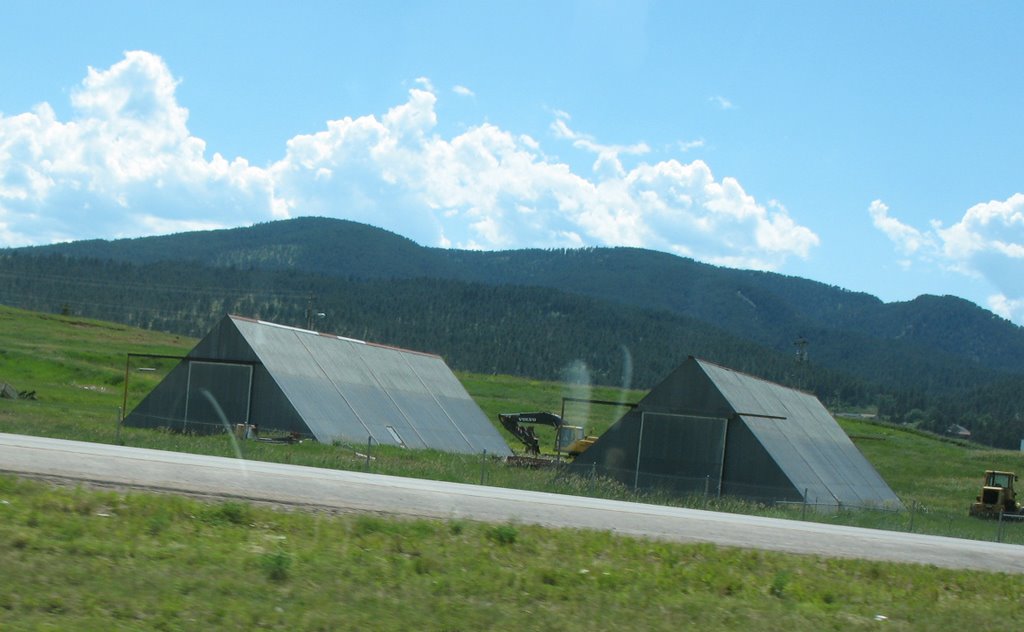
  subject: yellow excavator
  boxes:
[498,412,598,458]
[969,470,1022,518]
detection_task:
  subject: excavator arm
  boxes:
[498,412,565,456]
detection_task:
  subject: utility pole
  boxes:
[794,336,809,391]
[304,295,325,332]
[794,336,808,364]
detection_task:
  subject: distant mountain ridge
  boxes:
[6,216,1024,447]
[23,216,1024,375]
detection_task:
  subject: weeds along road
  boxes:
[2,432,1023,574]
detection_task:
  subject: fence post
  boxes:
[908,500,916,533]
[116,407,123,445]
[480,449,487,485]
[633,413,646,492]
[703,475,710,508]
[801,488,808,521]
[366,436,372,470]
[998,510,1005,543]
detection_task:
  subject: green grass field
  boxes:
[3,304,1024,629]
[4,474,1024,631]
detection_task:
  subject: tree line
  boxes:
[2,247,1023,448]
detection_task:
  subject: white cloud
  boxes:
[709,95,735,110]
[868,200,934,256]
[870,194,1024,322]
[0,51,819,273]
[678,138,705,152]
[935,194,1024,261]
[988,294,1024,322]
[413,76,435,93]
[452,85,475,97]
[550,114,650,179]
[548,108,571,121]
[0,50,275,245]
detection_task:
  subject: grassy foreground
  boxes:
[3,475,1024,631]
[4,305,1024,628]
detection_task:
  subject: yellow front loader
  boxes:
[969,470,1021,518]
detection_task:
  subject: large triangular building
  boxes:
[124,315,512,456]
[572,357,901,509]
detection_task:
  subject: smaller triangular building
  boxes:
[572,357,900,509]
[124,315,511,456]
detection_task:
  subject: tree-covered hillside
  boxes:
[6,216,1024,447]
[0,251,821,389]
[22,217,1024,376]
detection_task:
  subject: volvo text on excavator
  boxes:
[498,411,598,458]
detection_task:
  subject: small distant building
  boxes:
[945,424,971,440]
[572,357,901,510]
[124,315,511,456]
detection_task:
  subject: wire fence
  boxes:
[114,415,1024,546]
[120,412,309,441]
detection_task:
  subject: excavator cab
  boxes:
[970,470,1020,518]
[555,425,595,456]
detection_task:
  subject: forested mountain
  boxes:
[25,216,1024,374]
[6,216,1024,447]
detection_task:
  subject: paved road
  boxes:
[2,432,1024,574]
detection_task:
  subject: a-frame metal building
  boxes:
[572,357,901,509]
[124,315,511,456]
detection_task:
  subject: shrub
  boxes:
[260,548,291,582]
[201,501,251,525]
[487,524,518,545]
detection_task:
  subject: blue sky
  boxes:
[2,1,1023,323]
